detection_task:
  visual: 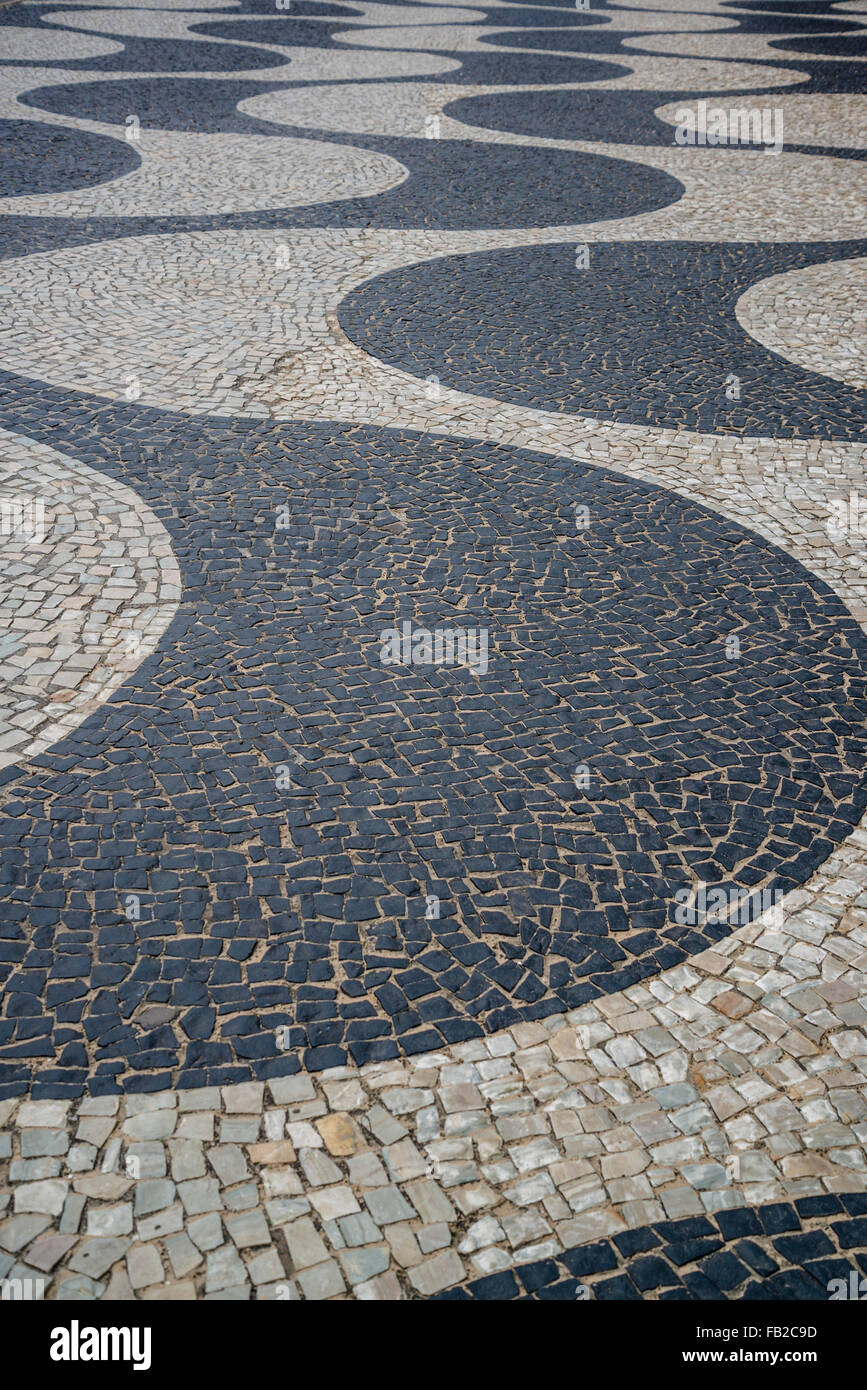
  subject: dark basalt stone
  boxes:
[338,240,867,438]
[435,1196,867,1301]
[0,118,139,197]
[0,402,863,1091]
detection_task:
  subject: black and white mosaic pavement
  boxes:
[0,0,865,1304]
[0,406,864,1088]
[444,83,867,155]
[436,1193,867,1299]
[0,115,138,194]
[338,240,867,435]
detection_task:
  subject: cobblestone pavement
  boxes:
[0,0,865,1303]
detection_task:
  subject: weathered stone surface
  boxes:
[0,0,867,1308]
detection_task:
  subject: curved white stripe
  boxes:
[0,132,409,217]
[0,431,181,772]
[736,256,867,390]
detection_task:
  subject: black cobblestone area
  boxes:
[436,1193,867,1300]
[446,84,867,158]
[338,240,867,438]
[0,122,679,247]
[0,404,864,1096]
[0,117,139,197]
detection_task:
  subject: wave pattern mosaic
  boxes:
[0,0,865,1305]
